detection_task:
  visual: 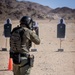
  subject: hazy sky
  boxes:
[17,0,75,9]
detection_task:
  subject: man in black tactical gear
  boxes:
[10,16,40,75]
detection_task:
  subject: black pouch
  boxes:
[28,55,34,67]
[12,53,21,64]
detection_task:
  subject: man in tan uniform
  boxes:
[10,16,40,75]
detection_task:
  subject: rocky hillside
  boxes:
[0,0,52,20]
[49,7,75,20]
[0,0,75,20]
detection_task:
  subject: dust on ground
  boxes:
[0,19,75,75]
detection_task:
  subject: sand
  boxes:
[0,19,75,75]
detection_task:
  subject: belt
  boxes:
[13,52,29,57]
[20,53,29,57]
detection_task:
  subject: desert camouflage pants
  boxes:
[13,57,31,75]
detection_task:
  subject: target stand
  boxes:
[2,38,8,51]
[3,19,12,51]
[57,21,66,52]
[57,38,64,52]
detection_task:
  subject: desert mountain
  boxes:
[0,0,75,20]
[49,7,75,20]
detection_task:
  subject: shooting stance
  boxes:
[10,16,40,75]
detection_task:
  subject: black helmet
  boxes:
[20,16,33,29]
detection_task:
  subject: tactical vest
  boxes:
[10,27,24,52]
